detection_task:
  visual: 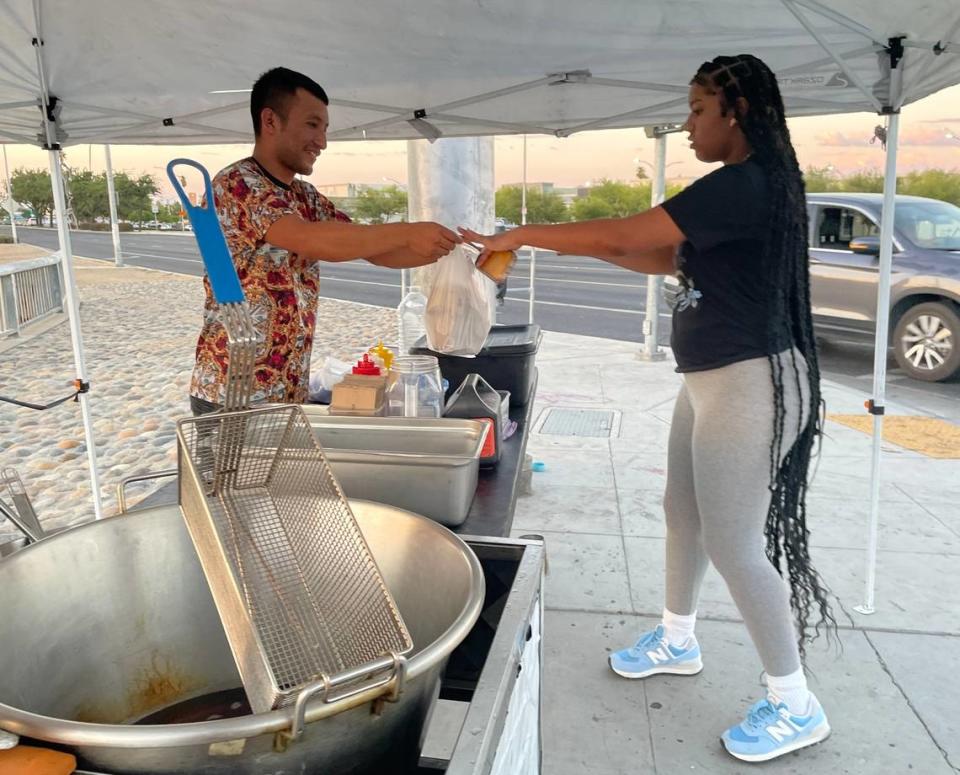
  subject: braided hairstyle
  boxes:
[692,55,837,660]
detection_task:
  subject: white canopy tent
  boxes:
[0,0,958,609]
[0,1,958,143]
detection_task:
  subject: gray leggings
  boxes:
[664,350,810,677]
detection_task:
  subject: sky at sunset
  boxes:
[3,85,960,203]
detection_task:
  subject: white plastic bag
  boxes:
[308,355,352,402]
[424,245,492,356]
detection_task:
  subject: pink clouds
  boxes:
[817,127,960,147]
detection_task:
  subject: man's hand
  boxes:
[404,222,461,262]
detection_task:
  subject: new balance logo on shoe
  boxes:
[766,708,805,743]
[646,646,673,664]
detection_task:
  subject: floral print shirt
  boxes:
[189,157,348,405]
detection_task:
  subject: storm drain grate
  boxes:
[536,408,620,438]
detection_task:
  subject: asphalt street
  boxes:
[10,225,670,341]
[7,226,958,415]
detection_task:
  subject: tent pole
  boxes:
[854,111,900,616]
[48,149,105,520]
[522,134,537,324]
[32,7,104,519]
[639,129,668,361]
[104,145,122,267]
[2,146,17,243]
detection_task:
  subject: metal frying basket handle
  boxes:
[274,653,408,751]
[0,468,44,543]
[116,469,178,514]
[166,159,243,306]
[166,159,256,412]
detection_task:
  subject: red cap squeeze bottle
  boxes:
[352,353,382,376]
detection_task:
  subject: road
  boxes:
[7,226,958,414]
[9,226,671,342]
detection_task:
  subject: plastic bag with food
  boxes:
[424,245,492,356]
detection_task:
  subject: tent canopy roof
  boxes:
[0,0,958,147]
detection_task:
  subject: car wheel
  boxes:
[892,301,960,382]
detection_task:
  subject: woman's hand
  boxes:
[458,226,524,266]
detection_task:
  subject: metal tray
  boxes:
[301,411,486,526]
[299,410,488,527]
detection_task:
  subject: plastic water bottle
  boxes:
[397,286,428,355]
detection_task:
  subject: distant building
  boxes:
[313,183,362,198]
[313,182,403,198]
[501,181,586,206]
[312,182,405,215]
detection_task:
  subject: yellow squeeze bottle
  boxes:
[369,340,395,371]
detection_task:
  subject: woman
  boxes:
[461,54,835,763]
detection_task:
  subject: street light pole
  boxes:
[383,176,409,299]
[2,145,17,244]
[522,134,537,324]
[104,145,123,266]
[638,128,670,361]
[521,135,527,228]
[634,158,654,179]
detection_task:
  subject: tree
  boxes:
[570,179,647,221]
[11,168,54,226]
[570,195,617,221]
[569,179,687,222]
[56,167,158,224]
[495,185,569,225]
[494,185,523,224]
[664,182,687,201]
[803,166,838,193]
[804,167,960,206]
[635,166,649,181]
[156,203,181,224]
[837,169,886,194]
[67,170,106,221]
[899,169,960,207]
[114,173,157,222]
[351,185,407,224]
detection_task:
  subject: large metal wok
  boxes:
[0,499,484,774]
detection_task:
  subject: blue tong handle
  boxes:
[166,159,244,305]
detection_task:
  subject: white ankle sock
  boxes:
[661,608,697,647]
[766,668,812,715]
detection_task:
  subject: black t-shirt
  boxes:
[661,158,790,373]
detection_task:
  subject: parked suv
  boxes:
[808,193,960,381]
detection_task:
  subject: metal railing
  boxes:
[0,254,64,337]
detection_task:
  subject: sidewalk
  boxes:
[0,246,398,530]
[1,249,957,772]
[521,330,959,774]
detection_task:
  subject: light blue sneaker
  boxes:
[608,624,703,679]
[721,694,831,762]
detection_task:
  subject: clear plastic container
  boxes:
[397,286,428,355]
[386,355,443,418]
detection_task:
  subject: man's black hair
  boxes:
[250,67,329,135]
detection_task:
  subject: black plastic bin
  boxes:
[412,324,542,407]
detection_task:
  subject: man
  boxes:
[190,67,458,414]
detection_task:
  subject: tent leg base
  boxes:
[636,350,667,362]
[853,604,876,616]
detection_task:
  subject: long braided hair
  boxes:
[693,55,837,660]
